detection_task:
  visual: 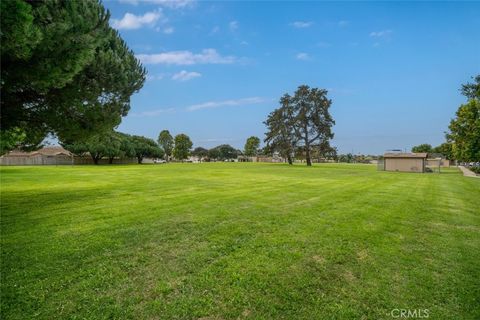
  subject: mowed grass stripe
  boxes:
[1,163,479,319]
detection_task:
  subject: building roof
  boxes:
[384,152,428,158]
[2,146,72,157]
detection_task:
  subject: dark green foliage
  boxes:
[265,85,335,166]
[0,128,26,156]
[338,153,354,163]
[0,0,41,61]
[129,135,164,164]
[264,101,297,165]
[209,144,239,160]
[158,130,174,161]
[244,136,260,156]
[461,75,480,100]
[1,0,146,151]
[207,147,221,160]
[289,85,334,166]
[432,143,453,160]
[311,142,337,161]
[63,131,123,164]
[445,76,480,162]
[117,133,136,159]
[173,134,193,161]
[411,144,433,153]
[192,147,208,158]
[447,99,480,162]
[62,132,161,164]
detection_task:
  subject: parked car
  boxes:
[153,159,167,164]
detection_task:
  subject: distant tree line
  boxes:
[49,129,265,165]
[63,132,163,164]
[411,143,453,159]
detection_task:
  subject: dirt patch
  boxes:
[312,255,326,264]
[357,249,368,261]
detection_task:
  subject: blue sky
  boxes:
[105,0,480,154]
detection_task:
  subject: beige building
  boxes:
[0,146,142,165]
[0,146,73,166]
[383,152,428,173]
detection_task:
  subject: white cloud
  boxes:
[171,70,201,81]
[131,108,176,117]
[119,0,194,9]
[163,27,174,34]
[296,53,310,61]
[146,73,167,81]
[187,97,265,111]
[136,49,236,65]
[210,26,220,35]
[369,30,392,38]
[111,10,163,30]
[290,21,313,28]
[229,21,239,31]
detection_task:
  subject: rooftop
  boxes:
[384,152,428,158]
[2,146,72,157]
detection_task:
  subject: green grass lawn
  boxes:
[1,163,479,319]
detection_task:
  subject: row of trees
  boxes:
[1,0,145,155]
[411,75,479,162]
[411,143,453,159]
[61,129,263,165]
[264,85,335,166]
[157,130,193,162]
[192,144,240,161]
[64,130,197,164]
[158,130,262,162]
[63,132,162,164]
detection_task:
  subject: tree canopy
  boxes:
[264,105,297,164]
[447,99,480,162]
[411,144,433,153]
[1,0,146,151]
[244,136,260,157]
[209,144,238,160]
[173,134,193,161]
[461,75,480,100]
[264,85,335,166]
[432,143,453,160]
[62,131,135,164]
[445,75,480,162]
[130,135,164,164]
[192,147,208,159]
[158,130,174,161]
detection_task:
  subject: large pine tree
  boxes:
[1,0,146,152]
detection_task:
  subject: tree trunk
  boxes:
[137,156,143,164]
[92,154,99,165]
[305,146,312,166]
[287,154,293,165]
[305,127,312,166]
[109,157,114,164]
